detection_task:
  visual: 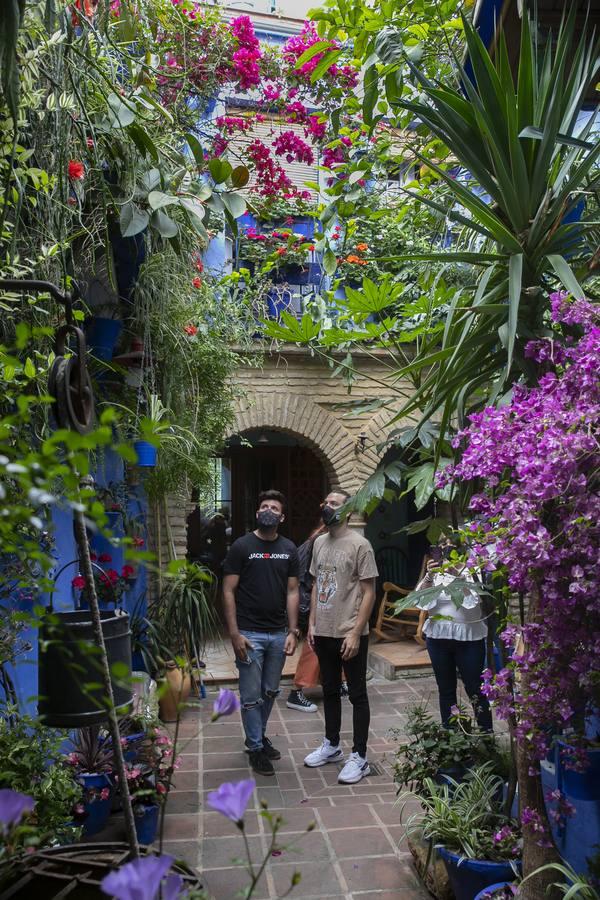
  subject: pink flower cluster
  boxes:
[272,130,314,165]
[444,294,600,763]
[282,22,358,89]
[230,15,262,89]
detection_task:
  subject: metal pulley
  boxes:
[0,278,95,433]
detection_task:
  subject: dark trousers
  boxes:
[313,635,370,757]
[426,637,493,731]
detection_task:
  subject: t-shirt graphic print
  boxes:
[316,564,337,611]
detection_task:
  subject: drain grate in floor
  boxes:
[368,762,384,776]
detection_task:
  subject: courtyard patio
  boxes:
[156,674,438,899]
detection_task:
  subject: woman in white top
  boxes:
[415,536,492,731]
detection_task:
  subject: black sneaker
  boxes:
[262,736,281,760]
[248,750,274,776]
[287,689,318,713]
[340,681,349,697]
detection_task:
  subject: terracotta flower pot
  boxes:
[158,664,192,722]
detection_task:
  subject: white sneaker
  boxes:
[304,738,343,768]
[338,752,370,784]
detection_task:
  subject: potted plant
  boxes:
[403,763,522,900]
[124,724,177,845]
[146,562,218,722]
[394,704,508,795]
[64,727,117,836]
[474,885,518,900]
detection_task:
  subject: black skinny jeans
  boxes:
[425,636,493,731]
[313,634,370,758]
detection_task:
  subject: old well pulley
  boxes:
[0,278,95,433]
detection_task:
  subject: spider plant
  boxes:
[401,762,521,862]
[522,862,600,899]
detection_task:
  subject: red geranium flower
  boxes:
[98,553,112,563]
[184,324,198,336]
[275,247,287,256]
[192,277,202,289]
[308,244,315,251]
[195,260,204,273]
[86,137,94,149]
[132,536,145,547]
[72,575,86,590]
[121,565,135,579]
[68,160,85,180]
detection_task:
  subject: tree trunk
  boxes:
[517,589,561,900]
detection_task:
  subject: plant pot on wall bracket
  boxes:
[86,317,123,362]
[133,440,157,467]
[271,263,310,285]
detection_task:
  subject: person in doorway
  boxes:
[287,523,349,713]
[222,490,300,776]
[414,533,493,731]
[304,491,378,784]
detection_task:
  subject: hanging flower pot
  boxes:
[38,561,133,729]
[134,803,160,845]
[133,440,157,467]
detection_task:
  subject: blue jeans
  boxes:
[235,630,287,751]
[426,637,493,731]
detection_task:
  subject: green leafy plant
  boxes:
[0,713,82,847]
[402,762,521,862]
[393,704,507,795]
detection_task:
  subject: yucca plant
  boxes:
[385,8,600,439]
[148,563,219,670]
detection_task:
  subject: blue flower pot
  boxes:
[134,803,160,845]
[557,740,600,800]
[86,317,122,362]
[437,847,521,900]
[133,440,157,467]
[474,884,516,900]
[78,772,112,836]
[271,263,311,285]
[123,731,146,763]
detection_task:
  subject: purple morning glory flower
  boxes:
[0,789,34,834]
[101,854,175,900]
[211,688,240,721]
[207,778,255,824]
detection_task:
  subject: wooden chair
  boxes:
[372,556,429,645]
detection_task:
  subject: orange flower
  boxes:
[192,276,202,288]
[308,244,315,251]
[275,247,287,256]
[184,324,198,336]
[346,254,361,264]
[356,242,368,252]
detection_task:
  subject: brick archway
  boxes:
[231,394,359,492]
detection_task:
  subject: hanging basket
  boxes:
[38,560,133,729]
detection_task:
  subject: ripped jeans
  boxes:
[235,629,287,751]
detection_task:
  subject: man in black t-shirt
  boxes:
[222,490,300,776]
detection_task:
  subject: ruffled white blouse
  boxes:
[414,569,488,642]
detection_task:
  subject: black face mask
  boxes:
[257,509,280,529]
[321,505,341,527]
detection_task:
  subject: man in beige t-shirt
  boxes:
[303,490,378,784]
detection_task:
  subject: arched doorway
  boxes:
[228,429,329,545]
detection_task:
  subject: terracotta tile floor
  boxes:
[162,673,440,900]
